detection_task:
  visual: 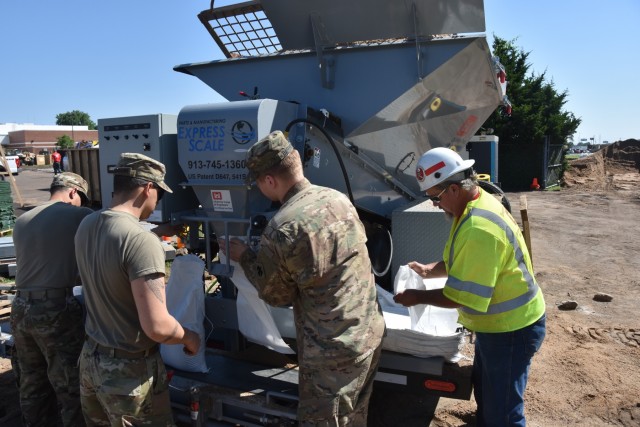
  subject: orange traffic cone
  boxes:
[530,177,540,190]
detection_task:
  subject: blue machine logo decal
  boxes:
[231,121,254,145]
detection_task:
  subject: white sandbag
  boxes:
[393,266,460,335]
[219,251,295,354]
[393,265,427,330]
[161,254,209,373]
[382,327,463,362]
[378,275,464,362]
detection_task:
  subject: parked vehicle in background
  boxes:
[7,149,37,166]
[1,149,21,175]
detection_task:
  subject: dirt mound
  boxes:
[602,139,640,171]
[563,139,640,192]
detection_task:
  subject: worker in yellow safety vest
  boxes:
[394,147,546,427]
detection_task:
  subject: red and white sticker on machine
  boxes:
[211,189,233,212]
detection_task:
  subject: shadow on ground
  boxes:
[0,358,21,426]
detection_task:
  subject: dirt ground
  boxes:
[1,140,639,426]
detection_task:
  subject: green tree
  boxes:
[483,36,581,145]
[56,134,75,149]
[56,110,96,130]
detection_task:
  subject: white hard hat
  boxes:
[415,147,475,191]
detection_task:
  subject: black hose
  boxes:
[286,118,393,279]
[368,225,393,278]
[478,180,512,213]
[284,118,355,204]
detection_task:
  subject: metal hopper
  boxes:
[174,0,506,218]
[165,4,507,418]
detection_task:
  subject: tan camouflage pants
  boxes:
[78,342,174,426]
[10,294,86,427]
[298,345,382,426]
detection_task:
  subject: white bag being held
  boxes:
[160,254,209,373]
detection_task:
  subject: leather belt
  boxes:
[16,288,73,299]
[86,336,158,360]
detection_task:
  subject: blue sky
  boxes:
[1,0,637,144]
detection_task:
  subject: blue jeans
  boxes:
[473,314,546,427]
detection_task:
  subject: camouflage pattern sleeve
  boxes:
[240,183,385,368]
[239,228,297,306]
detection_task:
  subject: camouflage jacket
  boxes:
[241,179,385,367]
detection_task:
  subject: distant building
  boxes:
[0,123,98,153]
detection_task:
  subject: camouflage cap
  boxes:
[245,131,294,184]
[51,172,89,200]
[109,152,173,193]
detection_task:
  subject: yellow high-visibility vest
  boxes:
[443,188,545,332]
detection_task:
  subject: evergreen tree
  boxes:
[484,36,581,145]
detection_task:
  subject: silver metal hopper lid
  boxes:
[198,0,485,58]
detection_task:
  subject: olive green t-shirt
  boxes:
[14,200,93,290]
[75,209,165,352]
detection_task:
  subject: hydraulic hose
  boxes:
[285,118,355,204]
[285,118,393,278]
[477,180,512,213]
[369,225,393,278]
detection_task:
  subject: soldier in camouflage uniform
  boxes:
[11,172,93,427]
[74,153,200,426]
[219,131,385,426]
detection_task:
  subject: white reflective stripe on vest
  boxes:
[449,207,539,316]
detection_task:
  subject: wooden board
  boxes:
[520,195,533,265]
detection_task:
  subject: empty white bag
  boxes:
[160,254,209,373]
[219,251,295,354]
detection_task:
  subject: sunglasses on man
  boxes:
[426,185,448,202]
